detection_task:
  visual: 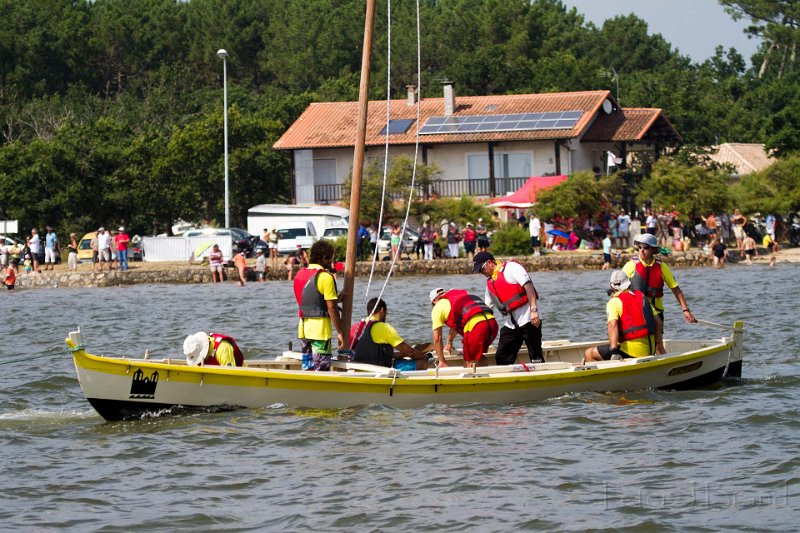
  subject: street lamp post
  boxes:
[217,48,230,228]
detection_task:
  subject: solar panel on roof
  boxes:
[380,119,415,135]
[418,110,583,135]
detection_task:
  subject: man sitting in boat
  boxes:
[429,287,497,369]
[294,239,344,371]
[183,331,244,367]
[584,271,657,362]
[622,233,697,354]
[350,298,430,370]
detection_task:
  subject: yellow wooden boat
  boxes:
[67,322,743,421]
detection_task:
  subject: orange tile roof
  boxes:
[274,90,615,150]
[581,108,682,143]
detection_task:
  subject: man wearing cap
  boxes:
[115,226,131,271]
[294,239,344,371]
[475,218,490,251]
[429,287,497,368]
[183,331,244,367]
[97,227,111,271]
[473,251,543,365]
[44,226,59,271]
[584,270,657,361]
[350,298,430,370]
[623,233,696,354]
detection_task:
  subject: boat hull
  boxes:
[70,323,743,421]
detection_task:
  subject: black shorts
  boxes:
[745,249,755,256]
[603,253,611,263]
[5,283,13,291]
[530,236,540,247]
[596,344,632,360]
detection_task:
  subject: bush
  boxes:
[489,222,530,256]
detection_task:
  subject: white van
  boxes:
[247,204,348,237]
[276,222,318,255]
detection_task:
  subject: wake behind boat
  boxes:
[66,322,743,421]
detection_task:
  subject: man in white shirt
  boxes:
[617,210,631,248]
[473,251,543,364]
[529,213,542,256]
[97,227,111,271]
[28,228,41,273]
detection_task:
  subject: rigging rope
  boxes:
[360,0,423,328]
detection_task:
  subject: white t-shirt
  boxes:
[530,217,541,238]
[603,236,612,254]
[29,234,41,254]
[617,214,631,234]
[97,231,111,251]
[646,215,657,229]
[484,261,537,329]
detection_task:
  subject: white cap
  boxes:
[609,270,631,292]
[183,332,210,366]
[429,287,445,303]
[118,226,125,231]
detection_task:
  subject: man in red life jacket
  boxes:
[183,331,244,367]
[350,298,429,370]
[622,233,696,354]
[293,239,344,371]
[584,270,657,361]
[429,287,497,368]
[472,251,543,365]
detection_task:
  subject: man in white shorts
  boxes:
[97,227,111,271]
[44,226,59,270]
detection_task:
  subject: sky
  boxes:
[560,0,762,63]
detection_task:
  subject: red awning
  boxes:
[489,175,568,208]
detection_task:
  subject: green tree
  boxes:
[534,171,623,221]
[730,155,800,213]
[636,159,731,220]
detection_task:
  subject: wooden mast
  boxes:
[341,0,376,346]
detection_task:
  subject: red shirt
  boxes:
[115,233,130,251]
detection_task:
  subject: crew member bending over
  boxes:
[430,287,497,369]
[183,331,244,367]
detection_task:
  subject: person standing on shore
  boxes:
[28,228,41,273]
[476,218,490,252]
[97,227,111,271]
[208,244,224,283]
[115,227,130,271]
[530,213,542,257]
[44,226,59,271]
[472,251,543,365]
[67,233,79,271]
[623,233,696,354]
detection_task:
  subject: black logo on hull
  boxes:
[130,368,159,398]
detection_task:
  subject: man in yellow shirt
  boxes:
[351,298,430,370]
[294,240,343,371]
[623,233,696,354]
[430,287,497,368]
[183,331,244,367]
[584,271,656,361]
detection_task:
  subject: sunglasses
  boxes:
[637,245,652,251]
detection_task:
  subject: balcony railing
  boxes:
[314,177,528,203]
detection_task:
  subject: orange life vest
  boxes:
[630,257,664,299]
[616,291,656,341]
[486,260,537,315]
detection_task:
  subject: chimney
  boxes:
[406,84,417,106]
[442,81,455,116]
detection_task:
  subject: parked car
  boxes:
[183,227,262,257]
[321,226,348,241]
[276,222,318,254]
[78,232,96,263]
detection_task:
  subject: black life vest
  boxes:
[352,321,394,368]
[293,267,329,318]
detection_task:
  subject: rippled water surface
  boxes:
[2,263,798,531]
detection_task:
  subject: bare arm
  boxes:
[432,327,448,367]
[607,319,620,349]
[523,281,541,327]
[326,299,344,347]
[395,341,428,360]
[671,286,697,323]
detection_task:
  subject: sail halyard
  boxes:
[341,0,377,346]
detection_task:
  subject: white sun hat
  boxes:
[183,332,210,366]
[429,287,445,303]
[609,270,631,292]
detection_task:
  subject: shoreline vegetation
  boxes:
[9,247,794,290]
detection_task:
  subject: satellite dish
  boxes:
[602,99,613,115]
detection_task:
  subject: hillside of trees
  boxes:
[0,0,796,236]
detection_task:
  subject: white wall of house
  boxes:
[293,140,620,200]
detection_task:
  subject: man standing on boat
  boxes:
[584,270,657,361]
[350,298,429,370]
[294,240,344,371]
[429,287,497,368]
[623,233,696,354]
[472,252,544,365]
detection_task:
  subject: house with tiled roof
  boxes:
[273,84,682,204]
[708,143,775,176]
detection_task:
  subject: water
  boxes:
[2,264,798,531]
